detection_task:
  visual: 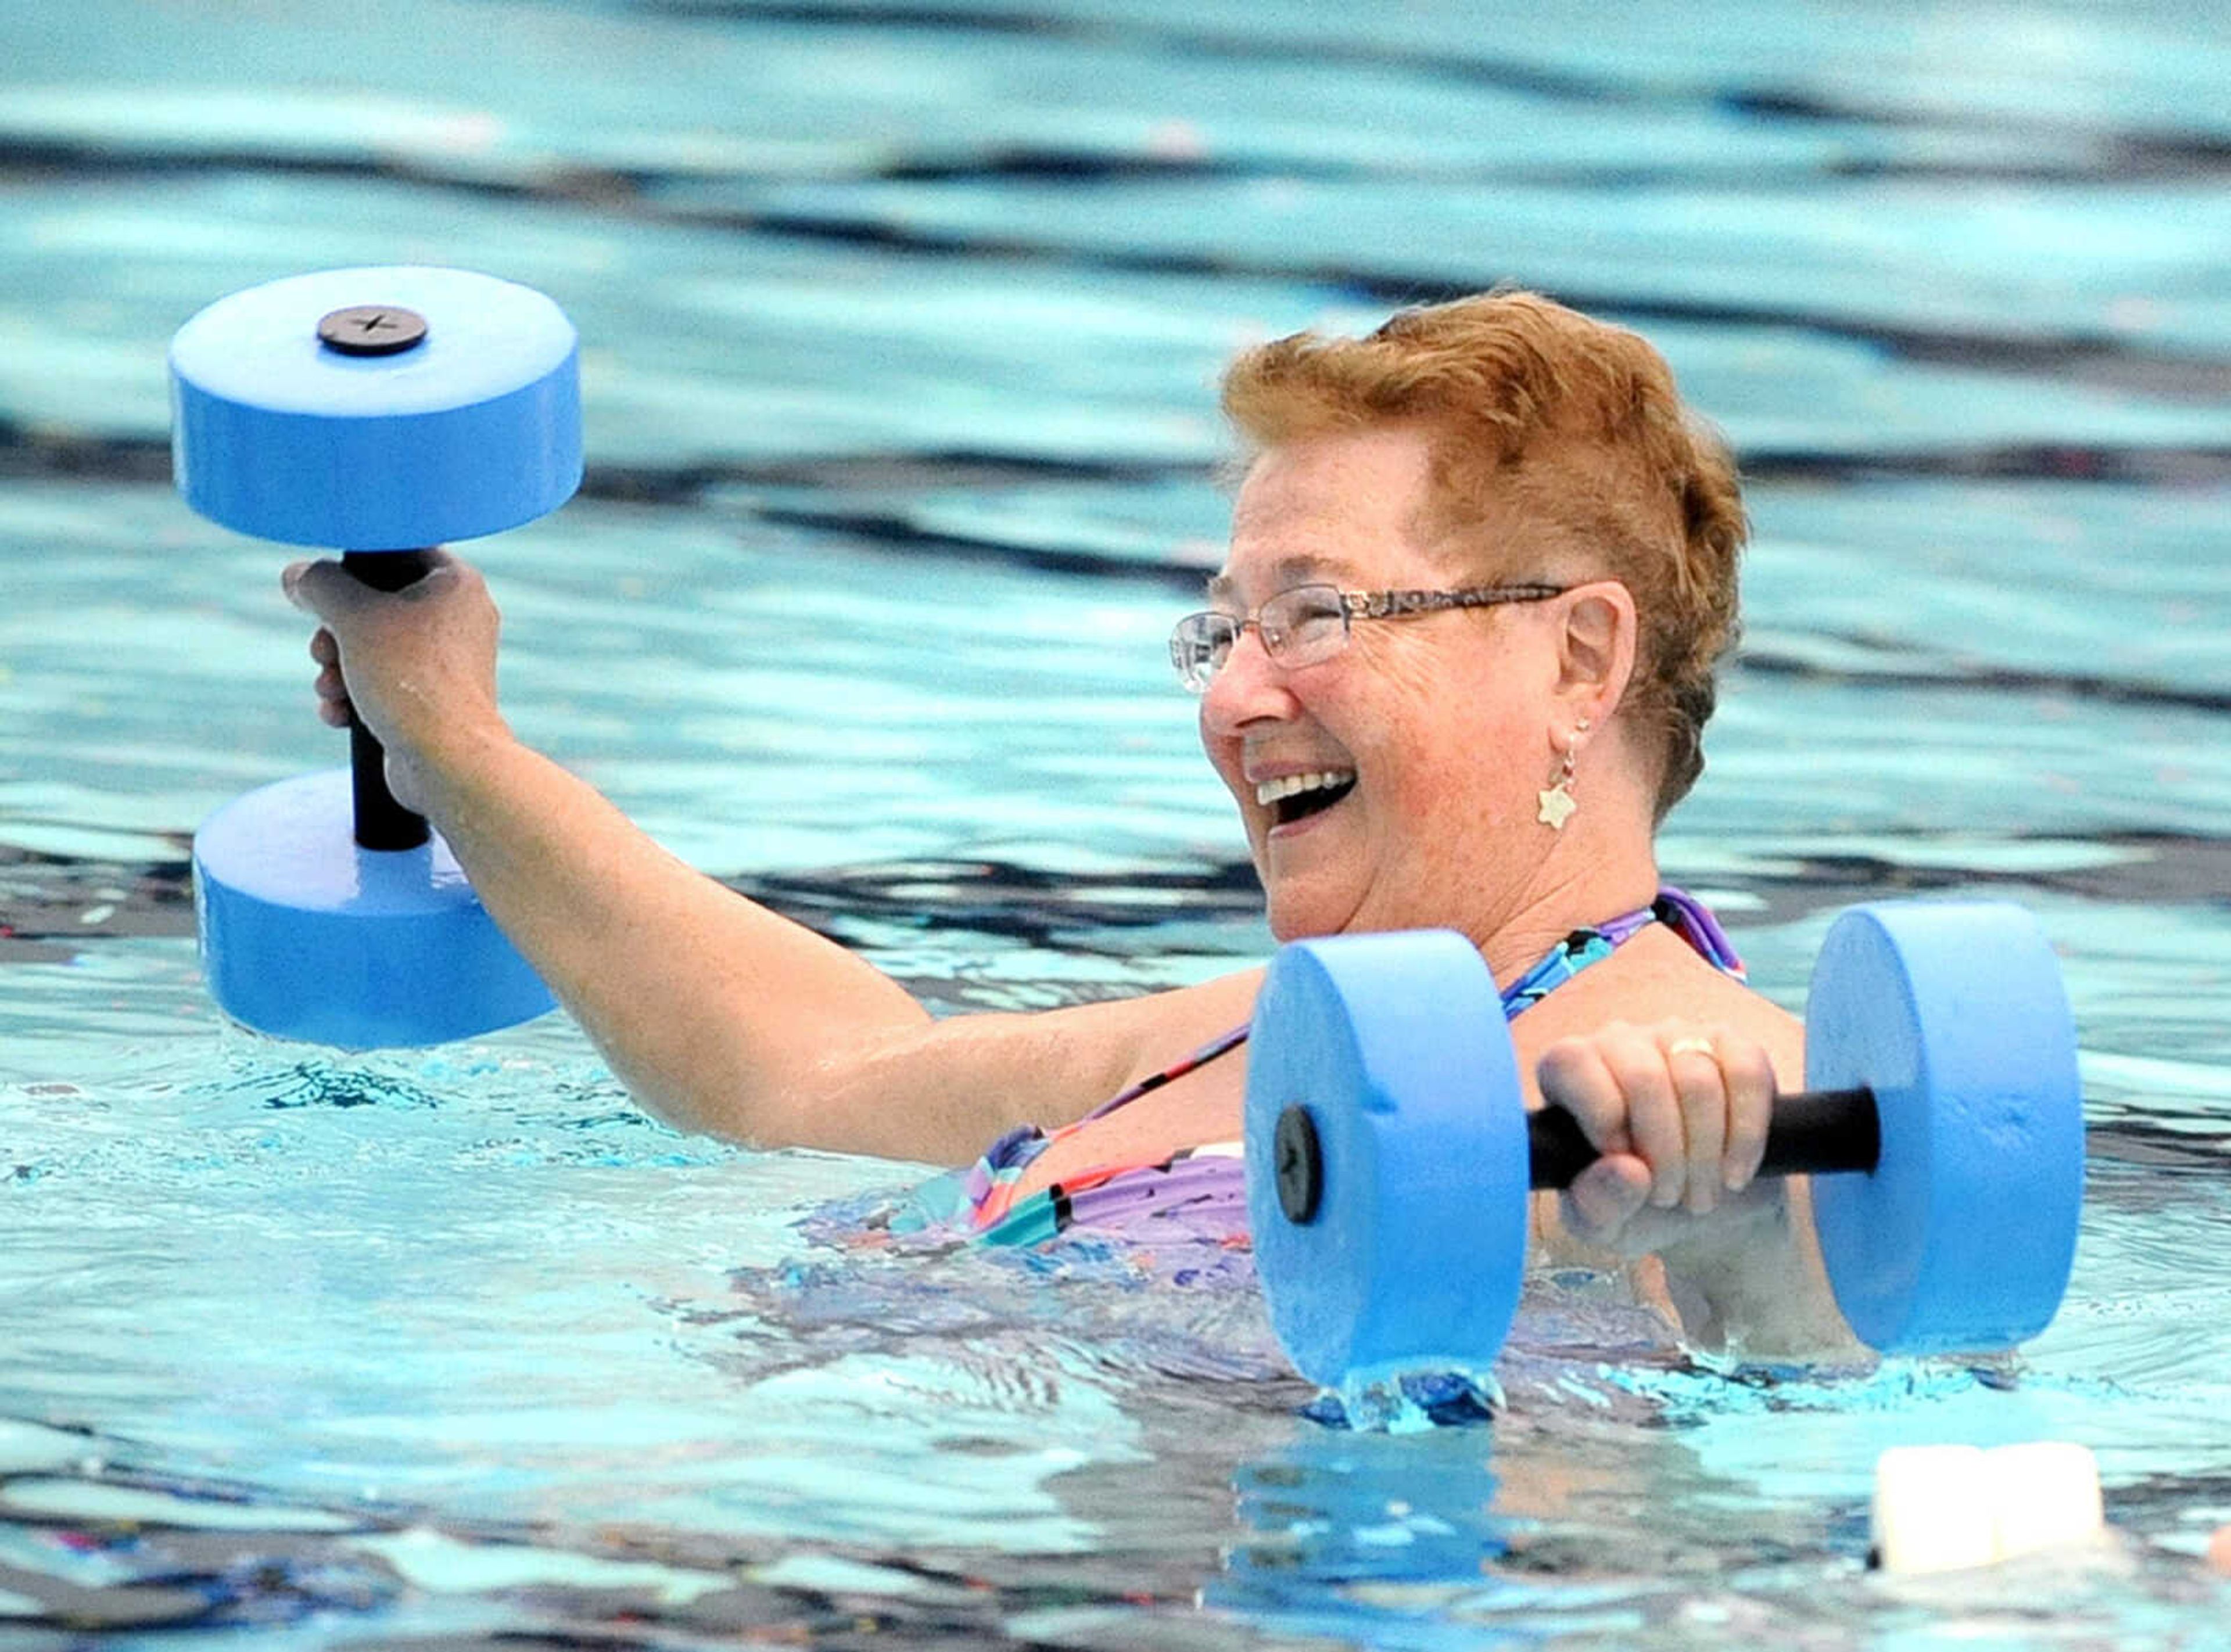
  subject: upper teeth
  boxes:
[1256,770,1354,806]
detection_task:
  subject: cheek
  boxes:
[1369,688,1536,845]
[1198,716,1264,840]
[1197,706,1236,782]
[1346,645,1505,793]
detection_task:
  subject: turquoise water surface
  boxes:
[4,1,2230,1646]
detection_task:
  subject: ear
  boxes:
[1552,580,1638,731]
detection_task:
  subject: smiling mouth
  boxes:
[1256,769,1358,828]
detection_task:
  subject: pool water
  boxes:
[5,0,2231,1644]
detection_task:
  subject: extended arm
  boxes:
[284,552,1258,1162]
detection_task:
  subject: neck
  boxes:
[1472,802,1661,988]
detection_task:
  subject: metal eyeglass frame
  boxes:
[1169,581,1570,692]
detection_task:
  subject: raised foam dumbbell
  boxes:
[170,267,582,1048]
[1244,902,2085,1388]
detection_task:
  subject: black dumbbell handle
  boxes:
[1527,1087,1882,1191]
[340,550,436,852]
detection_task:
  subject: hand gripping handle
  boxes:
[1527,1087,1882,1191]
[339,550,436,852]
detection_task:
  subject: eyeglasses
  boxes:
[1168,582,1569,692]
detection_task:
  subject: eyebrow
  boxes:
[1203,554,1347,607]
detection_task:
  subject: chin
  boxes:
[1261,883,1355,944]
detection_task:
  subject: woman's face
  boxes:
[1199,425,1564,943]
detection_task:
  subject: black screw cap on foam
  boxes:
[317,305,430,357]
[1274,1104,1323,1224]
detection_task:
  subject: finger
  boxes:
[1664,1032,1728,1214]
[311,640,354,726]
[1563,1157,1651,1249]
[1594,1023,1683,1209]
[282,558,370,623]
[1719,1040,1778,1190]
[1537,1036,1631,1157]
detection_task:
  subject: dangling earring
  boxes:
[1537,718,1589,831]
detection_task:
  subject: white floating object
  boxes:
[1873,1445,1997,1575]
[1871,1442,2105,1575]
[1987,1441,2105,1559]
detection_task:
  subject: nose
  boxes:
[1198,622,1297,739]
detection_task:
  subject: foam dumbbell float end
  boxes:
[170,265,581,550]
[1244,930,1532,1390]
[195,770,555,1048]
[1806,902,2085,1353]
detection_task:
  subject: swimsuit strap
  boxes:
[962,1018,1252,1203]
[1495,903,1657,1018]
[1079,1021,1250,1125]
[1651,884,1748,981]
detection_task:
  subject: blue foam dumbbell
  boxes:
[1245,902,2085,1389]
[171,267,582,1047]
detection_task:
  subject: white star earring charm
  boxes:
[1537,718,1588,831]
[1536,778,1577,830]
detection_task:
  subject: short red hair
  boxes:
[1220,291,1745,818]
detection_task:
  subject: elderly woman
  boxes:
[286,292,1850,1355]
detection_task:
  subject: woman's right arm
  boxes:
[284,551,1259,1163]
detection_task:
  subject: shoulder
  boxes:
[1509,925,1806,1086]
